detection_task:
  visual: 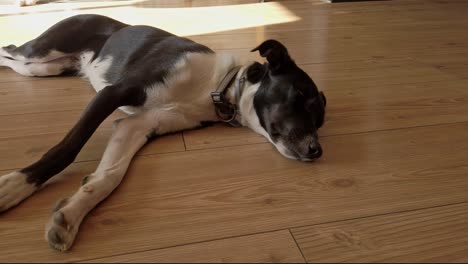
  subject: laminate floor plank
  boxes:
[291,203,468,263]
[1,123,468,262]
[81,230,305,263]
[0,0,467,262]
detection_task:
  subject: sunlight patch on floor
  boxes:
[0,1,300,46]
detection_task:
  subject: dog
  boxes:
[0,14,326,251]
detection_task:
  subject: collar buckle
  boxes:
[211,91,241,127]
[211,65,244,127]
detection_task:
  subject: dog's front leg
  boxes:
[45,111,156,251]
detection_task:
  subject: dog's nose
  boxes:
[308,144,323,159]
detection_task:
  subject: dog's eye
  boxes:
[271,131,281,138]
[270,124,282,138]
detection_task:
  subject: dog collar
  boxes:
[211,66,244,127]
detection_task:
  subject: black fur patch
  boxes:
[200,121,217,127]
[9,15,127,59]
[100,25,213,86]
[23,84,146,186]
[246,62,268,84]
[146,130,158,140]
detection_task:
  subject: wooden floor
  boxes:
[1,0,468,262]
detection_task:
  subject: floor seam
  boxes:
[181,132,187,151]
[1,120,467,173]
[289,229,308,263]
[319,120,468,138]
[75,200,468,263]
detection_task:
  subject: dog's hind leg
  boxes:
[0,44,75,76]
[0,14,127,76]
[0,55,77,76]
[0,84,146,212]
[45,111,156,251]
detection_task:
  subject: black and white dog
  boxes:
[0,14,326,251]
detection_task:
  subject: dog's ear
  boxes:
[246,62,267,83]
[251,39,294,74]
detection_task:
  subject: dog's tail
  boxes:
[21,84,145,186]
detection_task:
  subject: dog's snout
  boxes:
[308,144,322,159]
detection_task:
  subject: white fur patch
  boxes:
[1,57,74,77]
[0,58,36,76]
[78,51,138,115]
[0,171,37,211]
[141,52,235,132]
[272,140,298,160]
[237,77,268,136]
[79,51,113,93]
[2,49,68,63]
[1,48,73,76]
[0,48,10,58]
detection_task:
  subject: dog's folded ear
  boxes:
[251,39,294,74]
[246,62,266,83]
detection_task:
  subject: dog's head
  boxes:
[242,40,326,161]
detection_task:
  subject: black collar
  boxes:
[211,66,244,127]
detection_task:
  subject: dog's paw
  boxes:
[46,211,78,251]
[0,171,37,212]
[45,198,82,251]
